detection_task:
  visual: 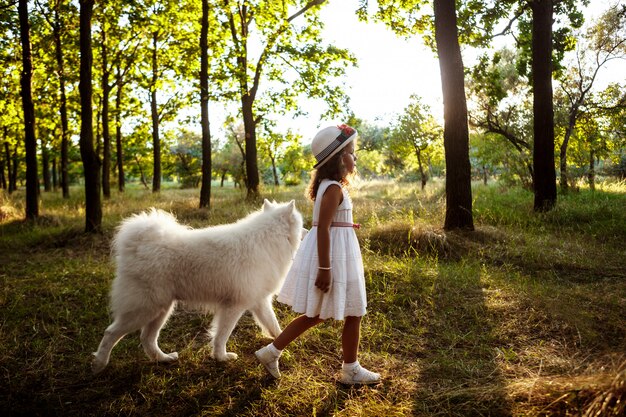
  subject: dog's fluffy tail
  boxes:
[112,208,184,259]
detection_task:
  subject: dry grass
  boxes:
[1,180,625,416]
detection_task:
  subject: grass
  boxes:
[1,179,625,416]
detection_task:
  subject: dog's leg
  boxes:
[92,314,142,374]
[140,302,178,363]
[250,297,282,338]
[210,307,244,361]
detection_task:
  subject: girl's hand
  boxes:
[315,269,331,293]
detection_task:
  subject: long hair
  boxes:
[307,151,353,201]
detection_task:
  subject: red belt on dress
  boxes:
[312,222,361,229]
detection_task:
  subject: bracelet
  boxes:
[318,266,332,270]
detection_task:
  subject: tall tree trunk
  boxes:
[559,108,578,192]
[531,0,557,211]
[41,138,51,191]
[0,158,5,190]
[53,2,70,199]
[242,96,259,199]
[101,28,111,199]
[79,0,102,233]
[4,141,15,193]
[115,69,125,192]
[0,129,6,190]
[150,31,161,193]
[52,157,58,190]
[134,156,149,189]
[199,0,212,208]
[434,0,474,230]
[588,149,595,191]
[18,0,39,220]
[10,141,18,192]
[416,149,426,190]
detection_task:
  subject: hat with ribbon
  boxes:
[311,124,358,168]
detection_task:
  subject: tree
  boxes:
[96,0,114,199]
[530,0,557,211]
[392,95,442,190]
[79,0,102,233]
[279,138,313,185]
[220,0,354,199]
[36,0,75,198]
[109,12,142,194]
[171,130,202,188]
[134,0,197,193]
[17,0,38,220]
[0,13,22,195]
[557,4,626,191]
[477,0,586,209]
[363,0,473,229]
[596,82,626,179]
[434,0,474,230]
[467,49,534,182]
[199,0,212,208]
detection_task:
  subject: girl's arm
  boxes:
[315,184,343,293]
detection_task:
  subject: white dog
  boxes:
[92,199,303,373]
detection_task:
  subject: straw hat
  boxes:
[311,124,358,168]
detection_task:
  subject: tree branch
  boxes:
[251,0,327,100]
[0,1,17,11]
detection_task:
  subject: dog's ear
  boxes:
[287,200,295,212]
[263,199,273,211]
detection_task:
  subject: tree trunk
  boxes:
[531,0,557,211]
[0,130,6,190]
[434,0,474,230]
[588,149,595,191]
[559,108,578,192]
[53,3,70,199]
[4,141,15,193]
[199,0,212,208]
[482,165,488,185]
[242,96,259,199]
[0,158,5,190]
[52,157,58,190]
[41,138,51,191]
[79,0,102,233]
[151,31,161,193]
[18,0,39,220]
[416,148,426,190]
[101,27,111,199]
[134,156,149,189]
[10,141,18,192]
[115,65,125,192]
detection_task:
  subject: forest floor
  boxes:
[1,179,625,416]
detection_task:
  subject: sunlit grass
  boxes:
[1,179,625,416]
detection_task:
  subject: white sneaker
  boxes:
[339,363,381,385]
[255,346,281,378]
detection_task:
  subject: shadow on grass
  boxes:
[412,261,510,416]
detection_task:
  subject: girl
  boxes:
[255,124,380,385]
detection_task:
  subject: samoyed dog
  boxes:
[92,199,303,373]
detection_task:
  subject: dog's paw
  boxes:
[213,351,239,361]
[91,355,107,374]
[158,352,178,363]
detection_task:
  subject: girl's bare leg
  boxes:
[342,316,361,363]
[272,315,324,350]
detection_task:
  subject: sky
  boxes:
[208,0,626,142]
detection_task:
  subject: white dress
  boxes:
[277,179,367,320]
